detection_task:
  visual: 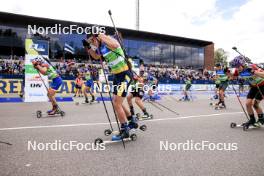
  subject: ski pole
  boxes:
[0,140,12,146]
[148,100,163,111]
[231,83,249,120]
[152,101,179,115]
[95,81,113,131]
[98,58,125,149]
[107,10,140,77]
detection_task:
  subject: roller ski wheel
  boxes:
[215,106,225,110]
[145,114,153,119]
[94,138,103,145]
[129,121,139,129]
[60,111,65,117]
[139,124,147,131]
[36,110,42,118]
[230,122,237,128]
[104,129,112,136]
[130,134,137,141]
[89,100,99,105]
[243,124,248,131]
[36,109,65,118]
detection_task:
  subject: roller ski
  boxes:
[103,116,147,137]
[178,96,191,102]
[210,102,226,110]
[95,122,143,145]
[95,132,138,145]
[214,104,226,110]
[75,96,99,105]
[36,105,65,118]
[136,112,153,120]
[230,120,262,131]
[81,98,99,105]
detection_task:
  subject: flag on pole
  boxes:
[64,43,75,54]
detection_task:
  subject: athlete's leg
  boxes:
[88,87,95,101]
[135,97,149,116]
[47,88,59,114]
[219,89,225,107]
[184,90,188,100]
[113,95,127,124]
[48,77,63,114]
[127,93,135,115]
[244,98,256,126]
[253,88,264,124]
[83,86,89,103]
[48,88,57,107]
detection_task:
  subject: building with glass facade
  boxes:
[0,12,214,70]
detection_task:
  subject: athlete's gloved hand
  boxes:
[247,64,259,74]
[32,60,39,68]
[82,39,91,49]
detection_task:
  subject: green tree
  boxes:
[214,48,228,66]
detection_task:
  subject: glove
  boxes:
[32,61,39,68]
[82,39,91,49]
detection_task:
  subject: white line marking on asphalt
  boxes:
[0,111,243,131]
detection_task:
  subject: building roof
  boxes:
[0,11,213,47]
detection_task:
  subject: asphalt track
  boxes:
[0,94,264,176]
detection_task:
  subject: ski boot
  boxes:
[111,123,130,141]
[184,96,190,101]
[128,115,139,129]
[142,112,150,119]
[218,102,226,109]
[85,98,89,104]
[89,95,95,103]
[242,117,257,130]
[256,114,264,125]
[47,105,60,115]
[214,103,220,110]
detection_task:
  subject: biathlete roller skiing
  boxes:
[210,63,229,110]
[142,72,158,101]
[81,10,147,146]
[142,71,180,115]
[210,67,220,101]
[127,69,153,121]
[178,76,192,101]
[83,65,98,104]
[229,47,264,131]
[31,57,65,118]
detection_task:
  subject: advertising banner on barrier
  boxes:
[24,39,49,102]
[0,79,248,96]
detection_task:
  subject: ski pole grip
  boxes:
[108,10,112,15]
[232,46,237,51]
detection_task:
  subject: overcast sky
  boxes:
[1,0,263,63]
